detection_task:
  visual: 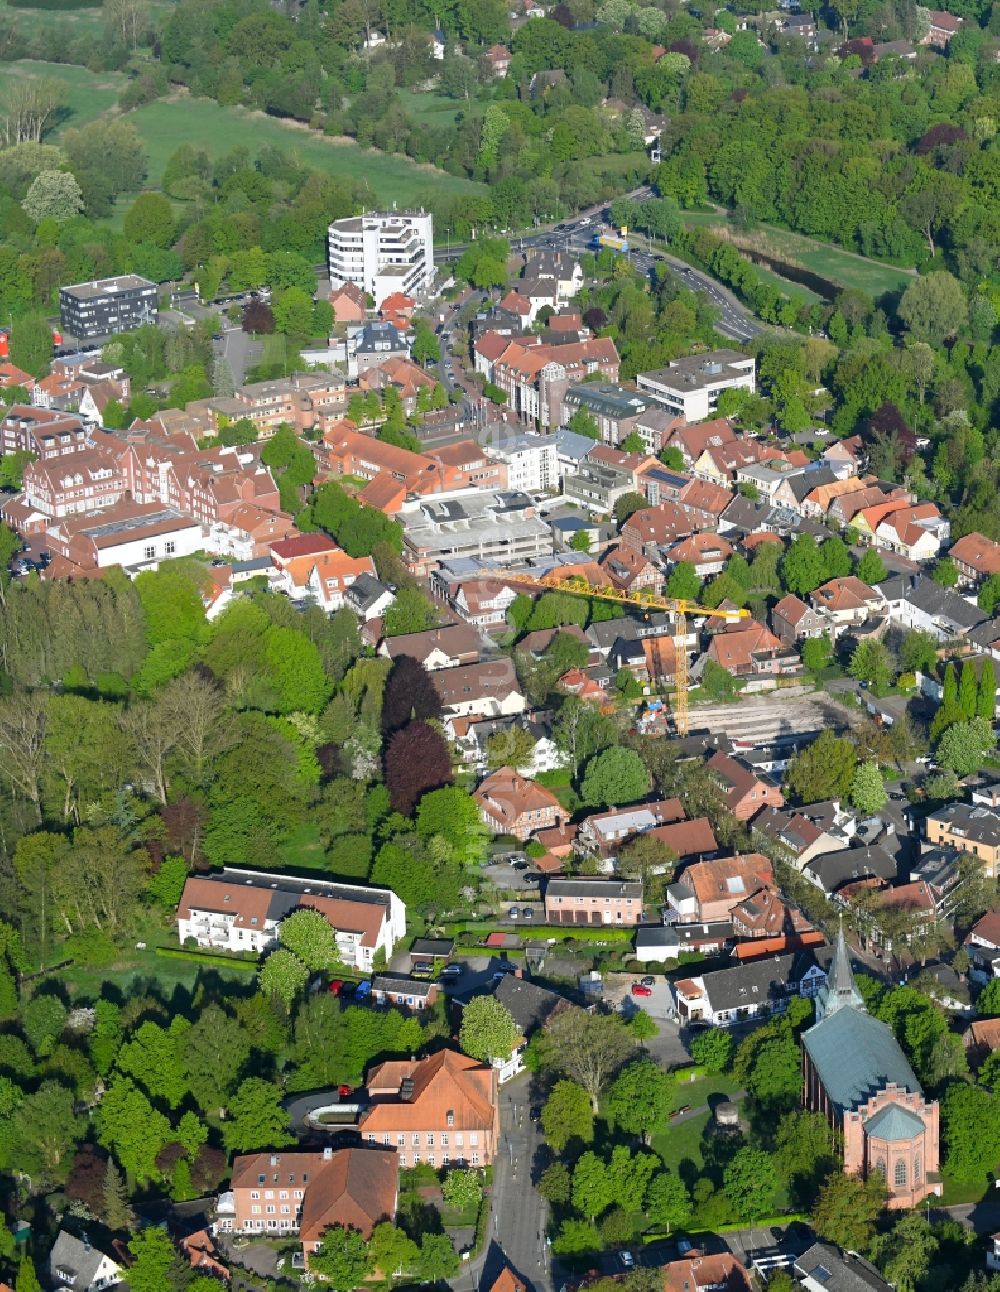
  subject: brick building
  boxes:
[802,925,940,1208]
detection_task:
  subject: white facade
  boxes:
[486,434,558,492]
[177,867,406,971]
[328,211,434,302]
[637,351,755,422]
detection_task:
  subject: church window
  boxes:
[874,1157,885,1179]
[894,1160,907,1187]
[914,1155,921,1184]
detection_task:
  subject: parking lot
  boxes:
[603,970,677,1020]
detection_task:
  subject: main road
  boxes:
[434,187,764,344]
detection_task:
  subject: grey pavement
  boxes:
[687,691,847,746]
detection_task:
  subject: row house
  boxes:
[22,448,126,519]
[233,372,347,437]
[560,382,649,447]
[176,867,406,970]
[544,877,644,925]
[0,405,88,459]
[320,424,457,500]
[359,1049,500,1168]
[881,574,986,641]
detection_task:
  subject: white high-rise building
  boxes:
[327,210,434,306]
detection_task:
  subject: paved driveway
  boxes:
[604,971,677,1021]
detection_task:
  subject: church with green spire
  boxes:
[802,921,941,1208]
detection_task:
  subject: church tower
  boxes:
[815,917,864,1021]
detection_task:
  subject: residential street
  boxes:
[454,1074,551,1292]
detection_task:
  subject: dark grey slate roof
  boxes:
[927,801,1000,847]
[409,938,454,959]
[694,949,822,1014]
[493,973,569,1034]
[371,973,435,999]
[880,574,985,631]
[49,1232,120,1289]
[795,1242,893,1292]
[546,878,642,900]
[789,464,837,503]
[804,844,898,894]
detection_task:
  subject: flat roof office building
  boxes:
[59,276,158,341]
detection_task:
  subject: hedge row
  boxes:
[155,946,257,972]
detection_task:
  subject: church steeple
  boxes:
[816,916,864,1021]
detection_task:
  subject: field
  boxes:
[127,97,486,205]
[396,89,472,127]
[4,58,128,131]
[680,209,914,299]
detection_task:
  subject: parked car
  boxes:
[631,983,652,997]
[619,1252,634,1269]
[641,976,655,987]
[509,907,519,919]
[337,1084,352,1097]
[522,907,533,919]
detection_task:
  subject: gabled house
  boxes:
[664,1254,751,1292]
[598,543,660,593]
[705,622,799,685]
[360,1049,500,1167]
[666,852,774,923]
[950,532,1000,589]
[664,532,733,579]
[772,593,829,647]
[380,623,482,670]
[474,767,567,840]
[672,948,826,1026]
[577,798,685,858]
[707,750,784,821]
[432,658,526,718]
[752,804,850,869]
[803,844,898,898]
[49,1231,123,1291]
[925,802,1000,878]
[810,576,886,636]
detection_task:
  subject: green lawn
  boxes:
[3,59,128,132]
[0,0,172,37]
[679,210,914,298]
[751,261,822,306]
[54,945,254,1000]
[397,89,475,126]
[276,820,328,872]
[128,97,486,205]
[651,1073,742,1175]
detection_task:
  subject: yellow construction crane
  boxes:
[504,571,750,737]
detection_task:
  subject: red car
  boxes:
[338,1084,352,1097]
[631,983,652,997]
[328,980,344,996]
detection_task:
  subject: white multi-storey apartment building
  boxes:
[637,350,756,422]
[176,868,406,970]
[327,211,434,304]
[485,433,558,493]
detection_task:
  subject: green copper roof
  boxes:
[864,1102,927,1142]
[803,1005,921,1114]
